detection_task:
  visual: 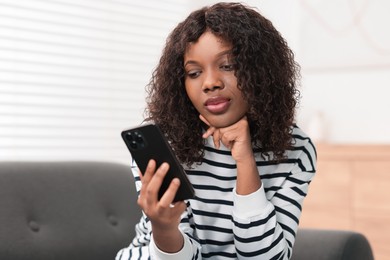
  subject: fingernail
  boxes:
[161,162,169,170]
[147,160,152,167]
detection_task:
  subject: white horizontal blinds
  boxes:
[0,0,189,162]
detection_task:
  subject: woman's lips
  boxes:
[204,96,231,114]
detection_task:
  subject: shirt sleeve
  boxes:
[233,183,270,219]
[149,229,195,260]
[231,138,317,259]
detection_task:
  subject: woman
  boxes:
[117,2,316,259]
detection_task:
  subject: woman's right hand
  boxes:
[137,159,187,252]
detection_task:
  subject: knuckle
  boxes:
[146,186,153,195]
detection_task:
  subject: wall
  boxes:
[196,0,390,144]
[295,0,390,143]
[0,0,190,162]
[1,0,389,158]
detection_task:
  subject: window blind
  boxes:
[0,0,190,162]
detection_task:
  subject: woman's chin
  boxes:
[204,116,241,129]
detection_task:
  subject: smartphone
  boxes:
[121,124,195,202]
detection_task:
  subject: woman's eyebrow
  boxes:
[184,60,198,67]
[216,49,233,58]
[184,49,233,67]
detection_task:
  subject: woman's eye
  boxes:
[186,71,201,78]
[221,64,235,71]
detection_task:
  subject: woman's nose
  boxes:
[202,71,223,93]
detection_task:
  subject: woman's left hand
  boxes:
[200,114,261,194]
[200,115,253,163]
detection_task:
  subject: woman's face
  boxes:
[184,31,248,128]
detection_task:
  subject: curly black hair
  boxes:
[145,2,300,166]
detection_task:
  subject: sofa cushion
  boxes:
[0,161,141,260]
[291,228,374,260]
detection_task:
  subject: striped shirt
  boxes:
[116,125,316,260]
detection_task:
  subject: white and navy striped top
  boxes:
[116,126,316,260]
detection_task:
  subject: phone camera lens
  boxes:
[126,132,134,141]
[136,134,143,144]
[130,141,137,149]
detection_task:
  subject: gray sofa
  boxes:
[0,162,374,260]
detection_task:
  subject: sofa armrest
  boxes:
[291,228,374,260]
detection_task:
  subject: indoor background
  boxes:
[0,0,389,259]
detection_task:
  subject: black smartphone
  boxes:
[121,124,195,202]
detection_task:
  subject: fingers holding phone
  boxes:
[138,159,186,229]
[139,160,179,206]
